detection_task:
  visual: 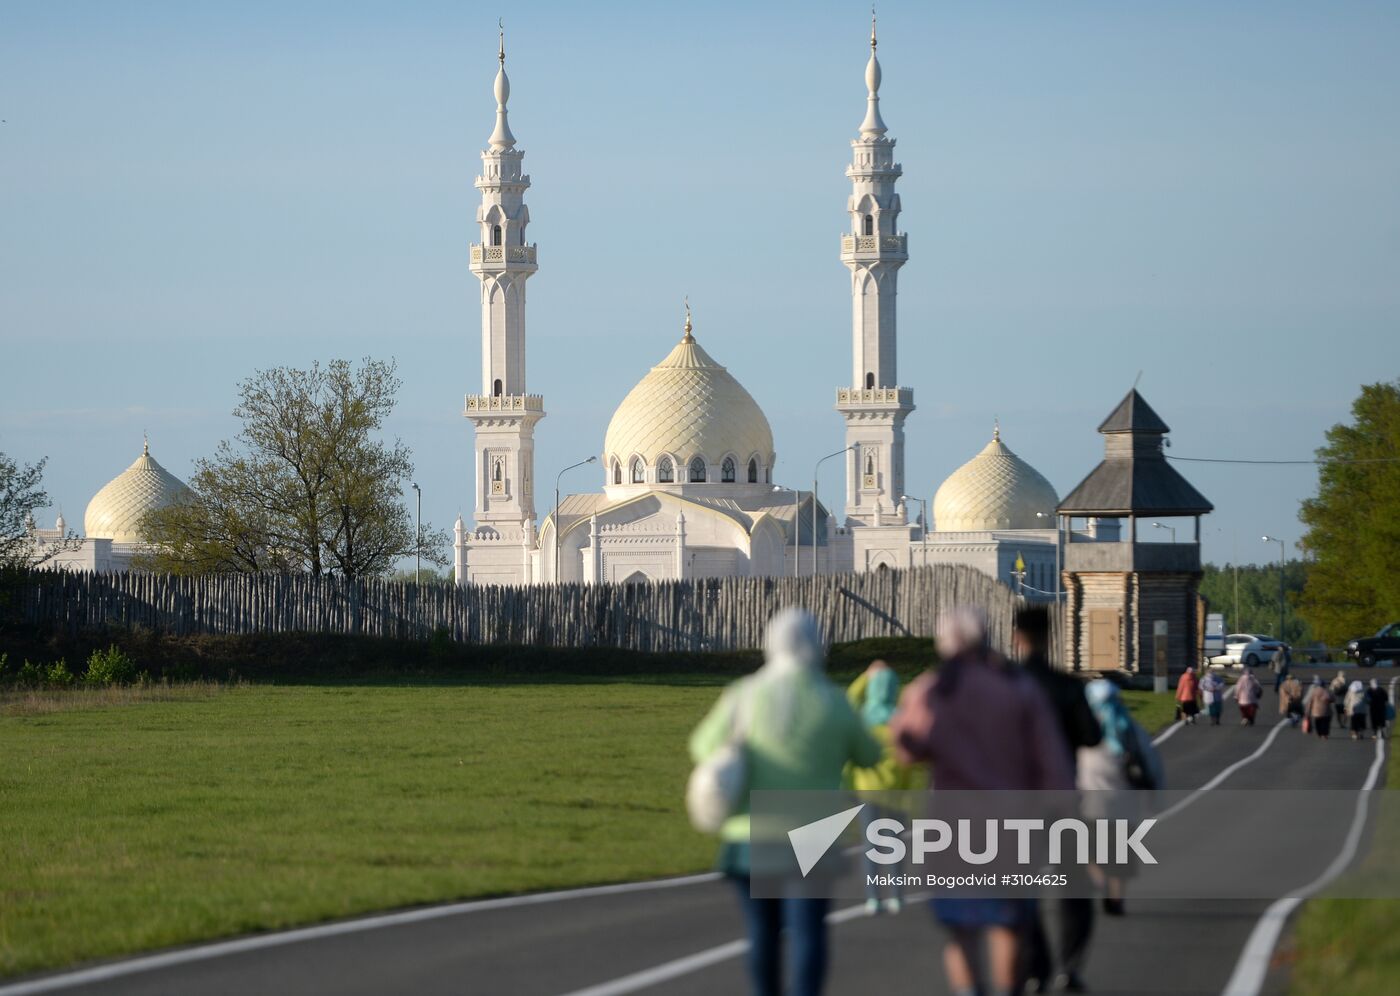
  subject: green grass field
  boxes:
[0,659,1178,979]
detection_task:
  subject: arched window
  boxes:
[863,214,874,236]
[631,458,645,484]
[612,460,621,485]
[865,372,875,390]
[865,454,875,476]
[747,458,758,484]
[493,378,503,397]
[688,457,707,483]
[721,457,736,483]
[658,458,674,483]
[493,459,502,482]
[491,225,503,246]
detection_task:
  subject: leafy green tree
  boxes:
[139,359,447,578]
[1298,380,1400,644]
[1200,561,1313,645]
[0,451,78,571]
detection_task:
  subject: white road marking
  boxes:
[555,892,933,996]
[1153,718,1290,823]
[0,872,723,996]
[1219,677,1396,996]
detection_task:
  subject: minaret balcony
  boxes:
[839,234,908,261]
[469,244,538,266]
[835,386,915,409]
[464,393,546,417]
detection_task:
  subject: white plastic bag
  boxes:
[686,681,754,833]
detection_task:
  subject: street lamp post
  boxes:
[554,457,597,584]
[1263,535,1286,641]
[1152,521,1176,543]
[900,494,928,567]
[411,483,421,583]
[812,446,855,576]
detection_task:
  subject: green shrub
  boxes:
[45,659,76,687]
[85,645,138,685]
[16,659,44,687]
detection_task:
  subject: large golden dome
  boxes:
[933,426,1058,532]
[603,316,774,479]
[84,441,191,543]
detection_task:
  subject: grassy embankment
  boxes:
[0,629,1173,979]
[1285,733,1400,994]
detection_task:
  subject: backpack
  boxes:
[1119,719,1163,791]
[686,680,755,833]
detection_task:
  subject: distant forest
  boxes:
[1200,561,1315,647]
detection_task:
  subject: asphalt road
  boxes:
[4,679,1391,996]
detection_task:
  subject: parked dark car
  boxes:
[1346,623,1400,667]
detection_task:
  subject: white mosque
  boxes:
[30,440,190,572]
[454,20,1065,594]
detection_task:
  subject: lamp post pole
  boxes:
[1263,535,1286,641]
[1035,510,1062,602]
[900,494,928,567]
[554,457,597,584]
[411,483,421,583]
[812,446,855,576]
[1152,521,1176,543]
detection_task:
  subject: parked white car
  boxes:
[1209,633,1287,667]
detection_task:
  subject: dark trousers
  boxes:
[730,877,830,996]
[1026,895,1095,984]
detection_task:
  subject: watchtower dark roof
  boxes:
[1058,389,1214,517]
[1097,389,1170,434]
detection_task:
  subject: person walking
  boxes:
[1330,671,1349,728]
[1270,645,1290,694]
[846,659,922,916]
[1304,677,1334,739]
[1236,669,1263,726]
[1200,670,1227,726]
[1175,667,1201,725]
[1012,606,1102,995]
[892,607,1074,996]
[1345,680,1369,740]
[1279,674,1305,726]
[1077,680,1163,918]
[1368,678,1389,740]
[689,608,882,996]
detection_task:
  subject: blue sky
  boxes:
[3,0,1398,569]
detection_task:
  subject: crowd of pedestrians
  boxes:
[689,606,1165,996]
[688,608,1397,995]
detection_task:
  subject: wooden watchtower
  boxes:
[1057,390,1213,683]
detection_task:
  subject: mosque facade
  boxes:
[454,20,1066,594]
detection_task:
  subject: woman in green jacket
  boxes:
[847,660,923,915]
[689,608,881,996]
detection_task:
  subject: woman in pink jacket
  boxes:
[1235,669,1263,726]
[891,607,1074,996]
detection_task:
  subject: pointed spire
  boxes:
[682,297,694,343]
[859,7,887,139]
[992,417,1001,443]
[488,18,516,151]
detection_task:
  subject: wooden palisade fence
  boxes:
[13,565,1055,662]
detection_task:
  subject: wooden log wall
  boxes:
[12,565,1055,663]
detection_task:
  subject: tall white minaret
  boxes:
[835,11,914,526]
[464,25,544,535]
